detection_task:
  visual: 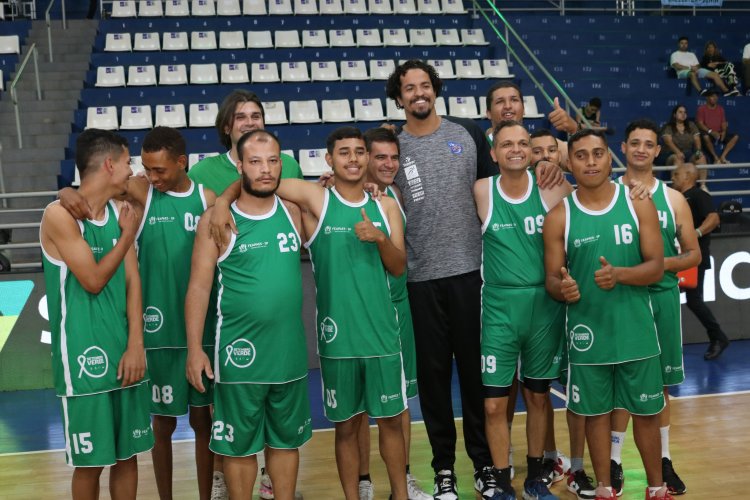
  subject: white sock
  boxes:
[610,431,626,464]
[660,425,671,460]
[648,485,665,497]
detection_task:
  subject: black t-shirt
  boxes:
[683,185,715,268]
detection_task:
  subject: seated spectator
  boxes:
[743,43,750,96]
[696,90,739,164]
[576,97,615,135]
[670,36,733,96]
[700,41,740,96]
[661,104,705,166]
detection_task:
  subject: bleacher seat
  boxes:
[329,29,355,47]
[130,156,145,176]
[262,101,288,125]
[417,0,440,14]
[128,65,157,85]
[189,103,219,127]
[217,0,241,15]
[155,104,188,127]
[120,105,153,130]
[191,0,216,15]
[95,66,126,87]
[281,61,310,82]
[356,29,382,47]
[482,59,514,79]
[289,100,321,124]
[189,152,220,168]
[294,0,318,14]
[111,1,136,17]
[343,0,367,14]
[435,96,447,115]
[221,62,249,83]
[368,0,391,13]
[138,0,163,16]
[523,96,544,119]
[478,96,487,118]
[0,35,20,54]
[268,0,293,14]
[341,60,368,81]
[242,0,267,14]
[190,63,218,84]
[383,29,408,47]
[322,99,353,123]
[409,29,435,46]
[299,149,330,176]
[302,30,327,48]
[275,30,301,49]
[393,0,417,13]
[133,32,160,51]
[369,59,395,80]
[104,33,132,52]
[219,31,244,49]
[311,61,339,81]
[159,64,188,85]
[86,106,119,130]
[448,96,479,118]
[165,0,189,16]
[319,0,344,14]
[191,31,217,50]
[461,28,489,46]
[353,98,386,121]
[442,0,466,13]
[386,99,405,121]
[251,62,280,83]
[428,59,454,79]
[247,31,273,49]
[162,32,189,51]
[455,59,482,79]
[435,28,460,46]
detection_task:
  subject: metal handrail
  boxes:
[0,223,41,229]
[45,0,68,63]
[0,191,58,199]
[10,43,42,149]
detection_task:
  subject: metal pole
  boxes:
[33,47,41,100]
[62,0,66,29]
[0,143,7,208]
[47,13,53,62]
[12,87,23,149]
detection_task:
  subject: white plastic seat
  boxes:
[189,152,220,168]
[165,0,189,15]
[281,61,310,82]
[111,1,136,17]
[104,33,131,52]
[162,32,189,50]
[434,96,447,115]
[219,31,244,49]
[417,0,440,14]
[268,0,293,14]
[86,106,118,130]
[138,0,164,16]
[428,59,454,79]
[191,31,217,50]
[353,98,385,122]
[310,61,339,81]
[155,104,188,127]
[120,105,153,130]
[479,96,487,118]
[189,102,219,127]
[319,0,343,14]
[294,0,318,14]
[340,60,368,81]
[242,0,267,14]
[369,59,395,80]
[95,66,126,87]
[383,28,408,47]
[247,31,273,49]
[262,101,288,125]
[133,32,160,51]
[448,96,479,118]
[356,29,382,47]
[368,0,391,13]
[221,62,250,83]
[289,100,321,124]
[251,62,280,83]
[343,0,367,13]
[435,28,460,46]
[159,64,188,85]
[191,0,216,15]
[523,96,544,119]
[302,29,327,48]
[393,0,416,13]
[127,65,157,85]
[299,149,330,176]
[275,30,301,49]
[461,28,489,46]
[455,59,482,79]
[386,99,405,121]
[329,29,355,48]
[130,156,145,176]
[482,59,514,78]
[0,35,19,54]
[442,0,466,13]
[409,28,435,46]
[217,0,241,14]
[190,63,218,84]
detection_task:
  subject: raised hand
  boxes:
[354,208,385,243]
[560,266,581,303]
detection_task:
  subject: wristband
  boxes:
[696,228,703,238]
[707,129,713,134]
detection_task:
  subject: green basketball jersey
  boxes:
[617,177,678,291]
[385,185,408,303]
[213,198,307,383]
[42,201,131,397]
[137,182,208,349]
[305,188,400,359]
[481,171,548,287]
[564,183,660,365]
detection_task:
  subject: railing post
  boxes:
[33,47,41,101]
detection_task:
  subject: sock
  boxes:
[543,450,558,462]
[570,457,584,473]
[509,445,514,466]
[359,473,371,482]
[610,431,626,464]
[496,466,512,490]
[648,485,665,497]
[660,426,671,460]
[527,456,544,480]
[405,464,411,475]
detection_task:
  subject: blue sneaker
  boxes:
[523,477,558,500]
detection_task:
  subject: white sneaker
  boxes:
[359,479,374,500]
[259,467,274,499]
[211,472,229,500]
[406,473,433,500]
[509,445,515,480]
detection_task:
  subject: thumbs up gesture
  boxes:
[548,97,578,135]
[560,266,581,303]
[594,256,617,290]
[355,208,385,243]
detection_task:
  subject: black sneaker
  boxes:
[662,457,687,495]
[474,466,515,499]
[610,460,624,497]
[700,88,708,96]
[540,458,556,486]
[433,469,458,500]
[566,469,596,500]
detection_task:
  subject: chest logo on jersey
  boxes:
[143,306,164,333]
[224,339,256,368]
[573,235,600,248]
[148,215,176,226]
[76,346,109,379]
[319,316,338,343]
[90,246,104,255]
[491,222,515,232]
[569,324,594,352]
[323,226,351,235]
[238,241,269,253]
[447,141,463,154]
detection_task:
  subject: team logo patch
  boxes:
[447,141,463,154]
[224,339,256,368]
[569,324,594,352]
[76,346,109,379]
[132,427,150,439]
[319,316,338,343]
[143,306,163,333]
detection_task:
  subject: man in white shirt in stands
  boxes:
[670,36,732,96]
[742,43,750,96]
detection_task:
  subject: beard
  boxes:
[241,170,280,198]
[411,106,432,120]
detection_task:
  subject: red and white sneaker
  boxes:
[566,469,596,500]
[645,485,675,499]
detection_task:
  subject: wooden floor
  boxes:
[1,392,748,499]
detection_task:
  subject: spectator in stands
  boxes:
[742,43,750,96]
[700,41,740,96]
[695,90,739,164]
[661,104,705,166]
[576,97,615,135]
[670,36,733,96]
